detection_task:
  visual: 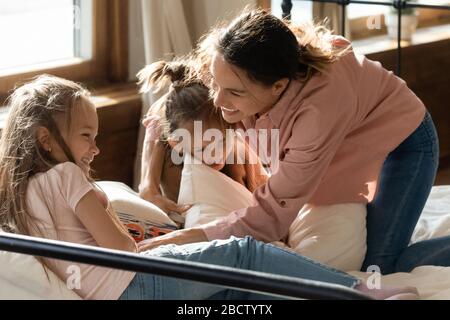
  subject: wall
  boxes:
[367,38,450,170]
[128,0,146,81]
[182,0,255,43]
[91,84,142,186]
[128,0,254,82]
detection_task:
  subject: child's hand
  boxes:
[142,192,192,215]
[142,114,163,142]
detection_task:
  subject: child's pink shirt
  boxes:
[202,37,426,243]
[26,162,135,300]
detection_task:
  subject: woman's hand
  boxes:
[137,228,208,252]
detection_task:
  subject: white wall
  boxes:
[128,0,256,81]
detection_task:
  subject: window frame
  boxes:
[349,6,450,40]
[259,1,450,41]
[0,0,128,98]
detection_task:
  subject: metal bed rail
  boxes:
[281,0,450,76]
[0,232,372,300]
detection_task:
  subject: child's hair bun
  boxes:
[137,59,191,93]
[163,61,187,84]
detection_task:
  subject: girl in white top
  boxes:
[0,75,417,300]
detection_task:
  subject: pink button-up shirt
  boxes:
[202,40,426,243]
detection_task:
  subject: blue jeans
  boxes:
[119,236,359,300]
[362,111,443,274]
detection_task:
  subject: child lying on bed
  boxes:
[137,60,269,223]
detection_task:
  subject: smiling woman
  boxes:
[142,8,448,278]
[210,52,290,124]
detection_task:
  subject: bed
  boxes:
[177,154,450,300]
[1,161,450,299]
[349,185,450,299]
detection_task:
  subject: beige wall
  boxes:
[128,0,256,81]
[182,0,256,44]
[129,0,146,81]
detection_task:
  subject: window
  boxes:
[270,0,312,22]
[0,0,92,72]
[0,0,128,99]
[268,0,450,40]
[349,0,450,19]
[347,0,387,19]
[348,0,450,40]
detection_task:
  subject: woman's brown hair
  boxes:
[193,8,352,86]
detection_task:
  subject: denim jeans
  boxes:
[361,111,443,274]
[119,236,358,300]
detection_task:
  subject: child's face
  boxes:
[54,99,100,175]
[171,117,231,171]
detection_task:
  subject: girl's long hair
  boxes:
[0,75,90,239]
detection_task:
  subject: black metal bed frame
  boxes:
[1,1,449,301]
[281,0,450,76]
[0,232,371,300]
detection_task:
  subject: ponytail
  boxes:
[137,60,190,94]
[137,59,217,139]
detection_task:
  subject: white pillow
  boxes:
[285,203,366,272]
[177,154,367,271]
[178,153,254,228]
[97,181,178,241]
[0,230,81,300]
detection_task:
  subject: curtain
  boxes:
[133,0,193,190]
[312,2,351,39]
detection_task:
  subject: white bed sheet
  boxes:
[349,185,450,300]
[179,157,450,299]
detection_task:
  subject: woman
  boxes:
[139,9,442,275]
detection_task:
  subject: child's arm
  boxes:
[75,191,138,252]
[139,114,163,196]
[140,140,191,215]
[139,139,165,199]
